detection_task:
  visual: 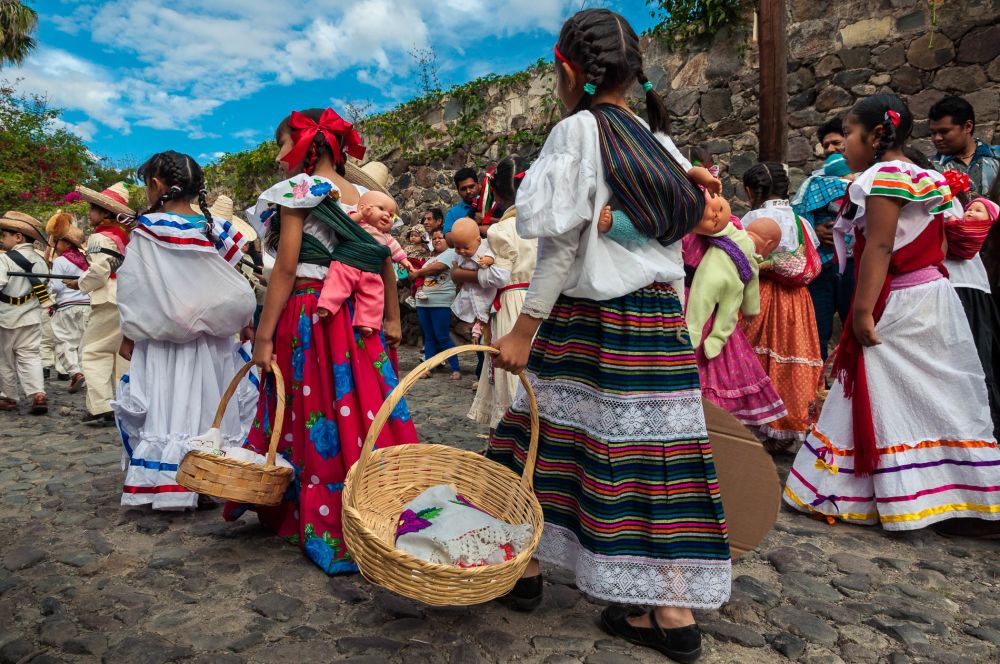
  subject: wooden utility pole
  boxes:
[758,0,787,162]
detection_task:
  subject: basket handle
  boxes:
[213,361,286,468]
[359,344,540,493]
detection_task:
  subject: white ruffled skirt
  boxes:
[113,337,257,510]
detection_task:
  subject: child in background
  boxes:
[449,216,497,342]
[941,179,1000,435]
[739,162,823,452]
[784,94,1000,535]
[0,212,49,415]
[113,151,256,511]
[47,218,90,393]
[401,225,429,303]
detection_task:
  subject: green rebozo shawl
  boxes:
[298,197,390,273]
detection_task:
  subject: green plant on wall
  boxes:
[646,0,747,48]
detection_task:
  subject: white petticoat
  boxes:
[114,337,258,510]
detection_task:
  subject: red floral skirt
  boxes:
[224,282,418,573]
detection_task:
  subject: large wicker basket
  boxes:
[343,345,543,606]
[176,361,293,506]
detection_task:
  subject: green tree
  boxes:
[646,0,746,47]
[0,1,38,68]
[203,141,280,212]
[0,83,93,219]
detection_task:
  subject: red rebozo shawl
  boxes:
[832,215,947,476]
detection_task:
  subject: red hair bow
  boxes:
[884,110,901,128]
[281,108,366,172]
[942,170,971,195]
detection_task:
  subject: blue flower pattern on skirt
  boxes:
[291,347,305,382]
[332,361,353,400]
[304,537,334,572]
[309,417,340,460]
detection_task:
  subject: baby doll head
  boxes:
[745,217,782,258]
[357,191,397,232]
[450,217,482,259]
[965,198,999,224]
[693,191,731,236]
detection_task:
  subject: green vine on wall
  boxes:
[359,58,557,166]
[646,0,747,49]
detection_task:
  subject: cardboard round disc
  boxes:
[702,399,781,559]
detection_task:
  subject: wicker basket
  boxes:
[175,361,293,506]
[343,344,543,606]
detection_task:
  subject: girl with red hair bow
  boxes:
[223,108,417,574]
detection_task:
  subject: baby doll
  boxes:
[598,166,721,241]
[449,217,497,342]
[746,217,787,269]
[316,191,408,335]
[349,191,414,273]
[684,193,761,359]
[945,197,999,261]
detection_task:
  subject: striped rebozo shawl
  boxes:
[592,104,704,246]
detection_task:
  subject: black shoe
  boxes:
[600,607,702,663]
[43,367,51,379]
[56,372,70,381]
[502,574,543,612]
[82,412,115,426]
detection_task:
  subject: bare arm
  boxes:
[382,257,401,348]
[492,313,543,374]
[852,196,901,347]
[411,260,447,279]
[252,209,304,371]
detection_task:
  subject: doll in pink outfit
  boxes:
[316,191,413,336]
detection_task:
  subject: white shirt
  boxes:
[945,254,991,293]
[50,254,91,307]
[0,243,45,328]
[517,112,690,319]
[741,199,820,254]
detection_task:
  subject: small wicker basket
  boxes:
[343,345,543,606]
[176,361,293,506]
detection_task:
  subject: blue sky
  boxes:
[18,1,658,165]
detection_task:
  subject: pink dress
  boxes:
[684,231,787,435]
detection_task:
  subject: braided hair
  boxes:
[492,155,531,209]
[275,108,344,177]
[742,162,790,210]
[849,94,913,167]
[555,9,671,134]
[136,151,214,242]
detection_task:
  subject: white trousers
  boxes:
[51,305,90,376]
[0,324,45,399]
[82,302,127,415]
[39,312,66,374]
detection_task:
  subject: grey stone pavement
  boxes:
[1,345,998,664]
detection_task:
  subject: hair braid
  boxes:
[873,116,896,166]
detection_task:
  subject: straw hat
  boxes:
[61,226,86,248]
[206,194,258,244]
[0,211,46,244]
[345,161,391,196]
[75,181,134,217]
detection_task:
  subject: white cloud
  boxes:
[50,117,98,141]
[24,0,575,141]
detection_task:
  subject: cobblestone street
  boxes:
[1,346,998,664]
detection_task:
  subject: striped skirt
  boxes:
[486,284,731,608]
[785,278,1000,530]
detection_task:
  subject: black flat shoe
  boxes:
[502,574,543,612]
[600,606,702,663]
[82,412,115,427]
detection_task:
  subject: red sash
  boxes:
[831,215,947,476]
[492,282,529,313]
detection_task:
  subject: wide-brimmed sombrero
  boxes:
[75,181,134,217]
[0,211,47,244]
[345,161,391,196]
[206,194,257,245]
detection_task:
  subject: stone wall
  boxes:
[370,0,1000,219]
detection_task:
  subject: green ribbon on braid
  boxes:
[297,197,390,273]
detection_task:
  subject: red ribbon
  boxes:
[281,108,366,173]
[554,45,582,73]
[884,110,901,128]
[492,282,530,313]
[942,170,971,195]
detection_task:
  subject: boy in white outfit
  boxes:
[0,211,50,415]
[49,224,91,392]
